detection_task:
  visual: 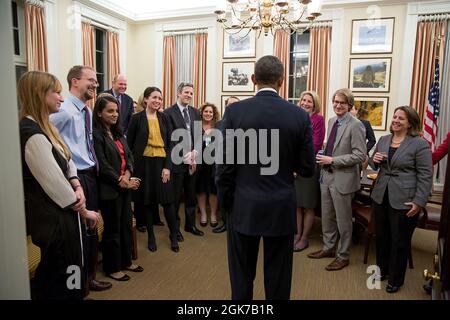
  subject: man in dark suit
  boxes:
[217,56,315,300]
[213,96,240,234]
[164,82,204,239]
[104,74,133,135]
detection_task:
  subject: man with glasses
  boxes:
[308,88,366,271]
[50,65,112,295]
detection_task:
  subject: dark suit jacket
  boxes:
[216,90,315,236]
[127,110,173,178]
[104,89,134,134]
[361,119,376,153]
[164,103,201,173]
[93,129,133,200]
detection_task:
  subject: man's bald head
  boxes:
[112,74,127,95]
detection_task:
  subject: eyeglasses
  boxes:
[333,100,348,106]
[78,77,98,85]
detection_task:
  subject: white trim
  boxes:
[155,17,218,106]
[327,8,345,123]
[13,0,27,65]
[44,0,57,73]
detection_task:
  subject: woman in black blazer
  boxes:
[127,87,180,252]
[93,95,143,281]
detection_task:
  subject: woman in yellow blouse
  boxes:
[127,87,179,252]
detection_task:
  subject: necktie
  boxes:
[325,120,339,156]
[182,107,190,127]
[83,106,99,171]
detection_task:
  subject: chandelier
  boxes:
[214,0,323,37]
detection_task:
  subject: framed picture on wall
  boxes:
[222,61,255,92]
[349,58,391,92]
[354,96,389,131]
[223,29,256,58]
[351,18,394,54]
[221,95,253,115]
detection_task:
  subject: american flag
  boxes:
[423,58,440,151]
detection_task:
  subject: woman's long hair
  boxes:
[18,71,71,160]
[93,95,123,140]
[199,102,220,126]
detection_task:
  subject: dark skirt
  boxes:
[295,165,320,209]
[135,156,174,205]
[196,163,217,195]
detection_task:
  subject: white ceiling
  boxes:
[85,0,425,22]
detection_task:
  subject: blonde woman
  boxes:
[18,71,99,299]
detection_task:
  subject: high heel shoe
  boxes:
[148,234,157,252]
[210,221,218,228]
[200,221,208,227]
[170,235,179,253]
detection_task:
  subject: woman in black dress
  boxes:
[93,95,144,281]
[127,87,180,252]
[196,103,220,227]
[18,71,100,299]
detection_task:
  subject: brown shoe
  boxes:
[325,258,349,271]
[307,249,335,259]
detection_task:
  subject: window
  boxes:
[95,27,107,93]
[288,31,310,105]
[12,0,27,83]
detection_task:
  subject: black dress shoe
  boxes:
[386,284,401,293]
[137,226,147,233]
[213,224,226,233]
[125,265,144,272]
[177,231,184,242]
[184,226,204,236]
[210,221,218,228]
[107,273,130,281]
[170,235,179,252]
[89,279,112,291]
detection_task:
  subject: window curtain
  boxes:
[437,21,450,184]
[82,22,95,107]
[273,30,290,99]
[24,0,48,71]
[307,24,332,118]
[175,34,195,90]
[193,33,208,108]
[163,36,176,107]
[410,19,447,121]
[107,31,120,87]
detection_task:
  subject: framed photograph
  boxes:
[354,96,389,131]
[221,95,253,115]
[349,58,391,92]
[351,18,394,54]
[223,29,256,58]
[222,61,255,92]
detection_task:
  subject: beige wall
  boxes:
[335,4,408,140]
[126,22,156,101]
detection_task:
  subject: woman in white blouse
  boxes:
[18,71,100,300]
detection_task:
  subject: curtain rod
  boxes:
[418,13,450,22]
[163,28,208,36]
[82,17,119,33]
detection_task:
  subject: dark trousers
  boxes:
[227,216,294,300]
[100,191,133,274]
[172,171,197,229]
[134,202,162,227]
[78,170,99,288]
[142,202,179,242]
[373,191,418,287]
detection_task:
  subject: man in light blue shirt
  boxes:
[50,65,112,294]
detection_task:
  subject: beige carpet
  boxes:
[89,214,437,300]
